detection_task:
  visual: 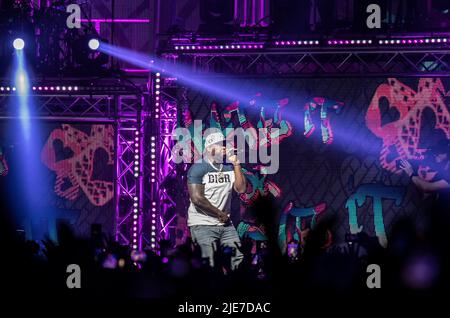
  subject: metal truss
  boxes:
[163,48,450,77]
[141,73,182,250]
[115,95,145,249]
[0,82,148,250]
[153,45,450,247]
[0,93,115,120]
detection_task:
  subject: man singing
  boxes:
[187,131,247,270]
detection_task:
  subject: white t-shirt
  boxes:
[187,160,235,226]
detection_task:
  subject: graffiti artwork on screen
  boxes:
[175,95,290,242]
[177,93,342,253]
[0,123,115,241]
[304,97,344,144]
[278,201,331,255]
[177,93,295,163]
[239,165,282,206]
[345,183,405,247]
[366,78,450,179]
[359,77,450,245]
[41,124,115,206]
[174,77,450,254]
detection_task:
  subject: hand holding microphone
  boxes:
[226,148,244,166]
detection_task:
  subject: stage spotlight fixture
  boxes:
[13,38,25,50]
[88,39,100,50]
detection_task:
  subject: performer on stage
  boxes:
[400,139,450,230]
[187,132,247,270]
[399,140,450,196]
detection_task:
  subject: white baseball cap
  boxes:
[204,132,225,148]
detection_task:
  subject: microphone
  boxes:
[227,148,245,156]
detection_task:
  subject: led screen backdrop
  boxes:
[0,122,115,241]
[175,77,450,249]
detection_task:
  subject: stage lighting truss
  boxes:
[0,82,149,251]
[165,33,450,76]
[168,34,450,52]
[164,48,450,77]
[115,95,146,250]
[150,33,450,248]
[139,72,180,250]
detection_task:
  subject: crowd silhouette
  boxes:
[0,194,449,305]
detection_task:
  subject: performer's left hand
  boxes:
[399,159,414,177]
[226,149,240,166]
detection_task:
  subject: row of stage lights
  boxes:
[378,37,449,45]
[150,134,157,250]
[11,37,100,51]
[128,72,160,251]
[172,36,450,51]
[132,194,139,250]
[33,86,78,91]
[132,124,141,250]
[0,86,137,93]
[174,44,264,51]
[148,72,161,250]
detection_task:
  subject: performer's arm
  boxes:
[233,164,247,194]
[400,159,450,192]
[410,176,449,193]
[227,150,247,193]
[188,183,229,222]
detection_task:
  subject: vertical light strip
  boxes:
[150,71,161,249]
